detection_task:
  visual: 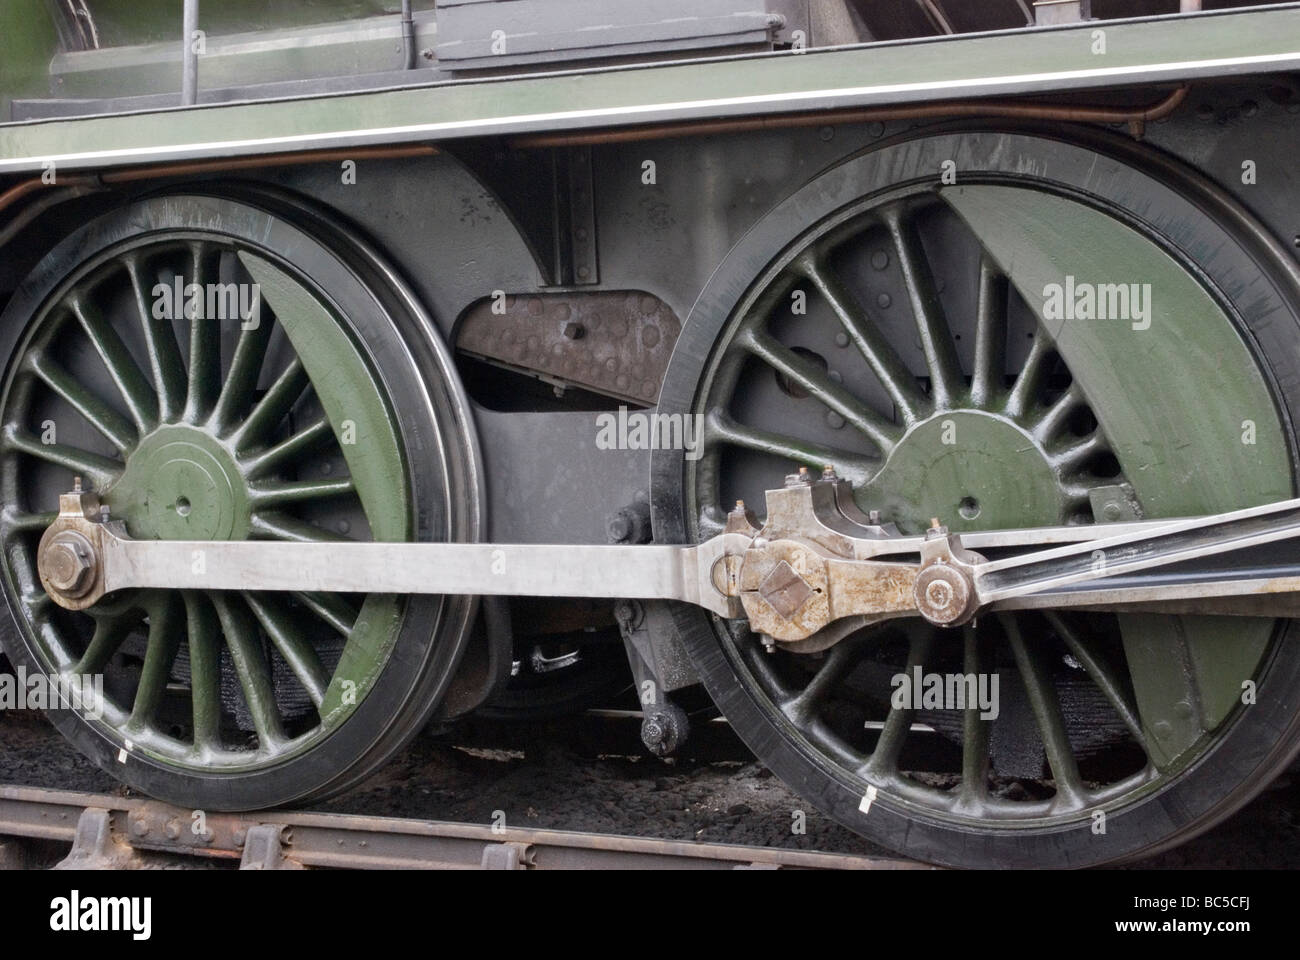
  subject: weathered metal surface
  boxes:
[45,9,442,104]
[35,481,749,617]
[4,8,1300,172]
[1033,0,1091,27]
[434,0,775,71]
[567,146,599,285]
[741,541,832,640]
[53,809,141,869]
[0,784,928,870]
[457,290,681,404]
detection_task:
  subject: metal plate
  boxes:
[457,289,681,404]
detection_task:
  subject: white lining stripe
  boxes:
[2,48,1298,172]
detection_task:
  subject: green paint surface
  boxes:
[0,0,58,122]
[3,8,1299,171]
[946,184,1289,768]
[239,252,410,722]
[863,411,1067,535]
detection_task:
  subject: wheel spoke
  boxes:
[705,410,878,484]
[785,634,866,724]
[243,417,334,479]
[209,294,274,434]
[127,593,183,731]
[2,509,57,539]
[250,512,348,542]
[1002,614,1085,807]
[969,258,1007,409]
[228,358,309,451]
[244,593,330,708]
[249,478,356,509]
[67,296,158,433]
[2,426,122,490]
[125,253,187,423]
[24,350,137,454]
[74,614,135,675]
[293,592,359,636]
[795,254,926,423]
[958,624,991,806]
[1049,432,1106,473]
[1004,333,1051,420]
[1044,611,1149,755]
[184,592,223,752]
[741,329,901,454]
[211,593,286,749]
[183,243,222,423]
[882,206,963,408]
[1031,382,1085,444]
[864,627,934,778]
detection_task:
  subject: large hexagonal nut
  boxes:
[40,530,98,598]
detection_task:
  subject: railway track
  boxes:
[3,704,1299,869]
[0,784,926,870]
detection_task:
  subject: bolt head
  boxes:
[641,711,683,757]
[925,579,953,608]
[607,512,632,542]
[642,716,666,744]
[913,564,974,626]
[42,531,96,597]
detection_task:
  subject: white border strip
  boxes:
[2,49,1299,173]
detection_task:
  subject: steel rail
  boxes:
[0,785,924,870]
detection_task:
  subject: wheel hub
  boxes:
[107,426,250,541]
[859,411,1066,534]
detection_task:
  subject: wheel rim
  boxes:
[678,164,1294,833]
[0,230,415,770]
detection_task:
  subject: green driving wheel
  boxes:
[0,194,480,809]
[654,130,1300,867]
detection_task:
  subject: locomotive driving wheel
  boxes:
[652,129,1300,868]
[0,194,480,810]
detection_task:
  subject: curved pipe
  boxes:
[509,85,1189,149]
